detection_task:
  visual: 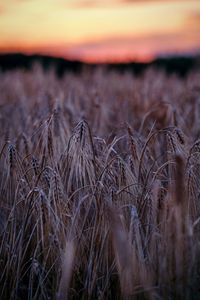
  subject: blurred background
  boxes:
[0,0,200,63]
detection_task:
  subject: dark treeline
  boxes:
[0,53,200,77]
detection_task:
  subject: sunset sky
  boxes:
[0,0,200,62]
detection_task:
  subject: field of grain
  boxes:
[0,65,200,299]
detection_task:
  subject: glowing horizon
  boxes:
[0,0,200,63]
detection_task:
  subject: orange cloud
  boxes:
[186,12,200,28]
[64,31,200,62]
[0,4,6,14]
[66,0,189,8]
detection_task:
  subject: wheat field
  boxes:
[0,65,200,299]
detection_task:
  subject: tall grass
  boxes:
[0,65,200,299]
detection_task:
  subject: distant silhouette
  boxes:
[0,53,199,77]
